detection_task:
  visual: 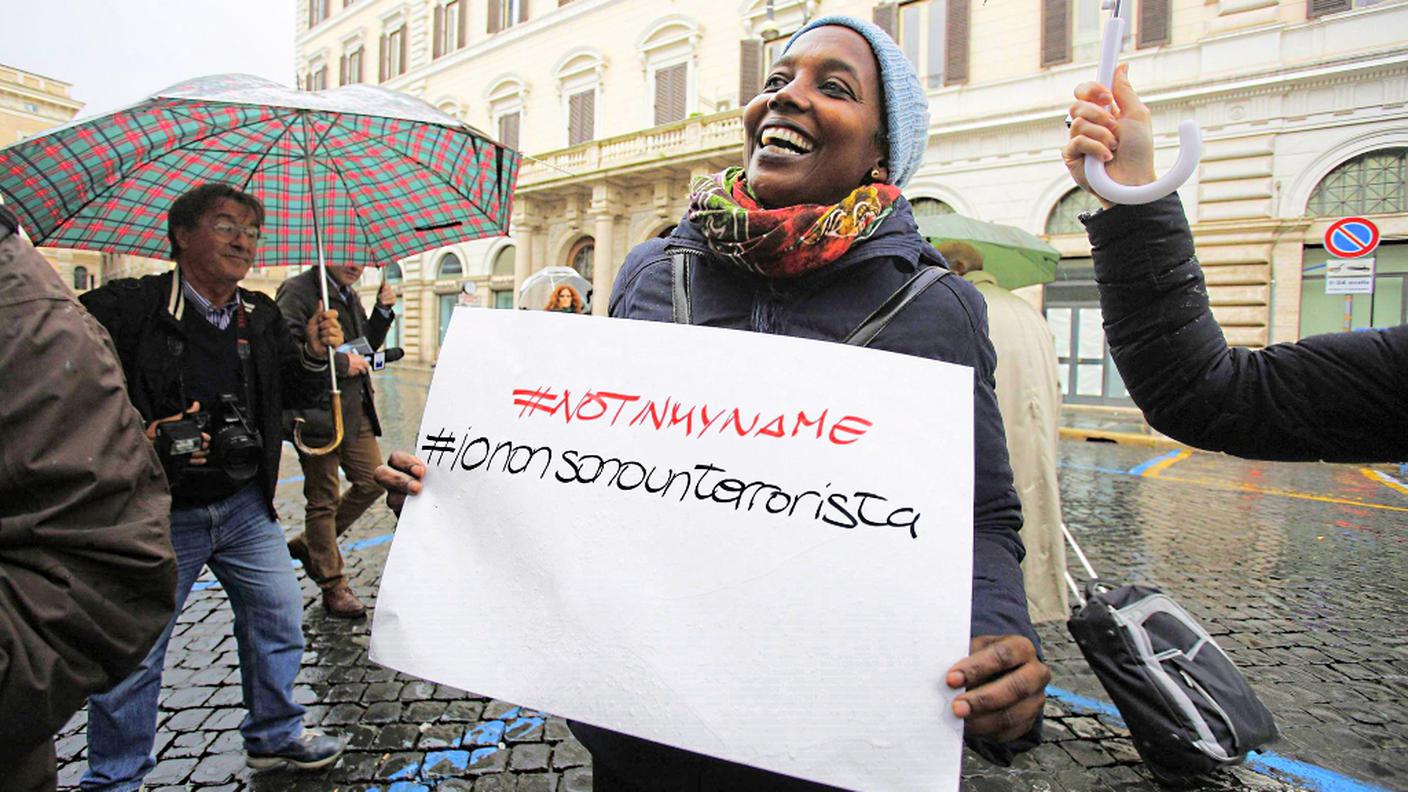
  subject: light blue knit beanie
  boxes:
[783,15,930,189]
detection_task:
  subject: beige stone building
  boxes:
[0,64,107,295]
[294,0,1407,406]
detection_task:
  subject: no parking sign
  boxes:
[1325,217,1380,259]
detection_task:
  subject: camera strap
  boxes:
[234,295,259,418]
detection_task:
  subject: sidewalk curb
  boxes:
[1060,426,1190,449]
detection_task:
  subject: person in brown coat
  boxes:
[0,205,177,792]
[276,263,397,618]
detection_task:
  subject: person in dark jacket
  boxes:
[0,206,176,792]
[377,16,1048,790]
[1064,65,1407,462]
[76,183,347,789]
[277,263,397,618]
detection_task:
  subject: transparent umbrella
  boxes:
[519,267,593,313]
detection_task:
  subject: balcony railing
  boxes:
[517,109,744,187]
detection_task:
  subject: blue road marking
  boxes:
[463,719,505,746]
[469,746,501,766]
[1127,449,1182,476]
[423,749,470,773]
[1045,686,1392,792]
[505,715,545,740]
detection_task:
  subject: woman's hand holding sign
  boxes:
[949,634,1051,743]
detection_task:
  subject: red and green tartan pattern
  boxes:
[0,98,519,268]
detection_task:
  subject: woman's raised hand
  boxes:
[1062,63,1156,207]
[374,450,426,516]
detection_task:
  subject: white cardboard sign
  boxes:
[370,308,975,791]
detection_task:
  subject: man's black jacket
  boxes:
[80,269,328,516]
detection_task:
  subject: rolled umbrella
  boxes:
[916,214,1060,290]
[0,73,519,454]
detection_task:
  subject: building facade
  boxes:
[0,64,106,294]
[294,0,1408,403]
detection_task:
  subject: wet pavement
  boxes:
[53,365,1408,791]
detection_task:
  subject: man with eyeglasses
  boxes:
[77,183,348,789]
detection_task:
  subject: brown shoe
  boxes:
[322,584,366,619]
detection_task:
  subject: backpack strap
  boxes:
[670,250,694,324]
[669,249,948,349]
[842,266,949,347]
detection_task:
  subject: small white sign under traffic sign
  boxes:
[370,308,976,791]
[1325,258,1376,295]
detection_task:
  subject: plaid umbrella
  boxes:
[0,73,518,269]
[0,73,519,453]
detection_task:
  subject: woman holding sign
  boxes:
[381,15,1049,788]
[1063,67,1407,462]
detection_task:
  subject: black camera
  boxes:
[155,393,263,483]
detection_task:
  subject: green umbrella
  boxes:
[916,214,1059,290]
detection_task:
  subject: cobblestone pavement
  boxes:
[54,366,1408,791]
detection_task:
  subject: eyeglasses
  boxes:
[208,220,262,243]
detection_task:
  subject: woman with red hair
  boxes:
[544,284,583,313]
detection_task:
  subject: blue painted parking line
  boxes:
[1045,686,1392,792]
[1126,449,1184,476]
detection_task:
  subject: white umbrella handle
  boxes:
[1083,0,1201,206]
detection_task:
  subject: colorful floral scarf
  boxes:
[686,167,901,278]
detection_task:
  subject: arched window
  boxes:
[437,252,463,278]
[568,238,594,281]
[72,265,89,291]
[1307,148,1407,217]
[1045,188,1103,235]
[492,245,516,278]
[911,198,955,218]
[384,262,403,283]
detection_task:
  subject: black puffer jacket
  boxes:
[80,269,328,516]
[1087,195,1408,462]
[570,199,1041,787]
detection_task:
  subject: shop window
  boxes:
[73,265,89,291]
[568,238,594,281]
[437,252,463,278]
[911,197,956,217]
[1307,148,1407,217]
[1045,188,1103,235]
[384,262,403,282]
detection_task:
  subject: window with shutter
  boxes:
[498,111,521,150]
[873,3,898,37]
[378,34,388,81]
[434,5,444,58]
[1307,0,1352,17]
[519,0,530,23]
[898,0,948,89]
[739,38,763,105]
[457,0,467,47]
[1137,0,1170,48]
[945,0,969,85]
[488,0,502,33]
[1042,0,1072,67]
[653,63,688,126]
[568,90,595,145]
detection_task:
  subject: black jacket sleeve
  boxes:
[367,303,394,351]
[1086,195,1408,462]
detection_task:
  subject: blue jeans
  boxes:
[81,484,307,791]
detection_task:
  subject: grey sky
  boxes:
[3,0,294,118]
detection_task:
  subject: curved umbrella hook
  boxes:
[1083,0,1202,205]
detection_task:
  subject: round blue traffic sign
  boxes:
[1324,217,1380,259]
